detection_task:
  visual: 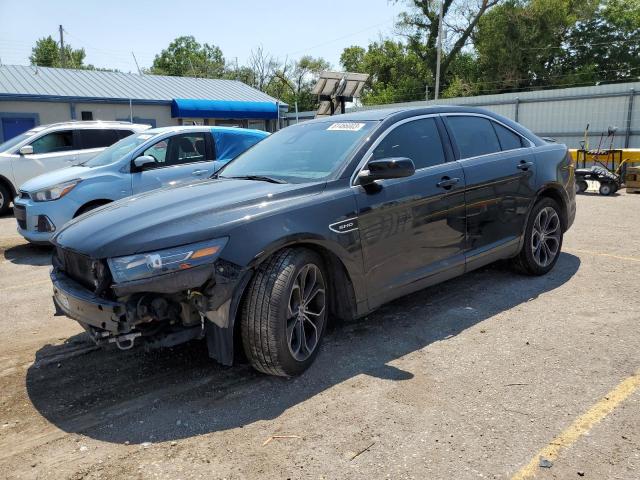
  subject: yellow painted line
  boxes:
[565,248,640,264]
[512,370,640,479]
[2,279,50,291]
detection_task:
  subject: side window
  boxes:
[372,118,446,169]
[30,130,74,154]
[141,133,207,168]
[169,133,207,166]
[142,139,168,165]
[493,122,525,151]
[446,116,501,159]
[117,130,135,139]
[77,129,121,149]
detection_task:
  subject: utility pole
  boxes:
[434,1,444,100]
[131,52,141,75]
[59,25,65,67]
[425,84,429,101]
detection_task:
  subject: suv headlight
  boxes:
[32,179,81,202]
[107,238,228,283]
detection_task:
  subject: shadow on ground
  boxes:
[26,253,580,444]
[3,243,53,266]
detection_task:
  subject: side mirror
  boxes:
[19,145,33,155]
[133,155,157,170]
[358,157,415,186]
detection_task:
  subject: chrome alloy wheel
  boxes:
[286,264,326,362]
[531,206,561,267]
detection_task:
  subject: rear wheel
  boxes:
[240,248,328,377]
[0,182,11,215]
[576,180,588,193]
[514,198,563,275]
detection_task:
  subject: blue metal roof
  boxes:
[0,65,282,105]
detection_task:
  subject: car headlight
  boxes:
[32,179,81,202]
[107,238,228,283]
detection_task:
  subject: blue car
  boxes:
[14,126,268,243]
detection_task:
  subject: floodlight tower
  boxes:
[312,71,369,117]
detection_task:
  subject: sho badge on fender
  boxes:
[329,218,359,234]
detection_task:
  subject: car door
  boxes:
[442,114,537,270]
[131,131,215,194]
[12,129,79,187]
[354,116,467,308]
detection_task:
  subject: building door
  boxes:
[1,117,36,141]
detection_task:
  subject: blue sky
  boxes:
[0,0,404,72]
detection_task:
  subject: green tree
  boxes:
[149,36,225,78]
[474,0,599,92]
[29,35,88,68]
[396,0,501,94]
[271,56,331,111]
[554,0,640,85]
[341,40,429,104]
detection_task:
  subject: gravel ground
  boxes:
[0,191,638,480]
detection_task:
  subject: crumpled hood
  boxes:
[20,166,93,192]
[53,178,324,258]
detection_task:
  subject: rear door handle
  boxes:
[192,169,208,176]
[517,161,534,170]
[436,177,460,189]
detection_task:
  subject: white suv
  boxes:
[0,121,150,214]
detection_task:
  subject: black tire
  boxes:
[599,182,613,196]
[513,197,563,276]
[240,248,328,377]
[576,180,588,194]
[0,182,11,216]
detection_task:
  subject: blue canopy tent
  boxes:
[171,99,279,120]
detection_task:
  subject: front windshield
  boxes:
[0,130,40,153]
[83,132,157,167]
[219,120,377,183]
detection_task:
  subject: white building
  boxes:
[0,65,286,142]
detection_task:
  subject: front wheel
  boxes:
[514,198,563,275]
[240,248,328,377]
[599,182,614,196]
[0,183,11,216]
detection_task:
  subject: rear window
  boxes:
[446,116,501,159]
[493,122,525,151]
[77,129,122,149]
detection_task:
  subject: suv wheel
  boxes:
[240,248,327,376]
[0,183,11,215]
[514,198,563,275]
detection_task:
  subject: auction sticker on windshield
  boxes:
[327,123,366,131]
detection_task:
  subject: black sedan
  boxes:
[49,106,576,376]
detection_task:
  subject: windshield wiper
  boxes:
[221,175,287,184]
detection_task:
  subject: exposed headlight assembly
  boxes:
[107,238,228,283]
[32,179,81,202]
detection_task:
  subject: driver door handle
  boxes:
[192,169,208,176]
[517,161,534,170]
[436,177,460,189]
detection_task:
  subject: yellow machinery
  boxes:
[569,149,640,195]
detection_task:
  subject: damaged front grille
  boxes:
[55,247,111,294]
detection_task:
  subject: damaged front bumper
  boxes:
[50,259,251,364]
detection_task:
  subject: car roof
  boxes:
[303,105,504,123]
[143,125,268,136]
[36,121,150,130]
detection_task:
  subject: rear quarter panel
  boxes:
[533,143,576,230]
